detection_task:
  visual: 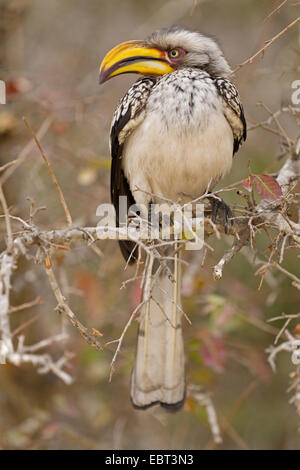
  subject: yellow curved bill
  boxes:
[99,40,175,84]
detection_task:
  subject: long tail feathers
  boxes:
[131,249,185,410]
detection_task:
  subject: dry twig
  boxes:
[231,17,300,75]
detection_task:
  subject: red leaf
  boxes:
[242,174,282,201]
[242,175,255,192]
[255,174,282,201]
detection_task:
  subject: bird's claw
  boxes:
[209,195,233,233]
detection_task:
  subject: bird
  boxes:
[99,26,246,411]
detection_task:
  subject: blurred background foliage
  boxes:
[0,0,299,449]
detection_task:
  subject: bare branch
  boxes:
[23,117,73,228]
[231,17,300,75]
[45,260,103,352]
[0,116,52,185]
[188,384,222,444]
[0,184,13,250]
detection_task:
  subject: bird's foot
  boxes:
[208,194,233,233]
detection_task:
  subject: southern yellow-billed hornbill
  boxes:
[99,27,246,410]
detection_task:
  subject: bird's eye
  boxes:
[169,48,180,58]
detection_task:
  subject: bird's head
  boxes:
[99,26,231,84]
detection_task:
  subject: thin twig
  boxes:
[0,116,52,185]
[263,0,289,23]
[231,17,300,74]
[23,117,73,228]
[8,296,42,314]
[45,259,103,351]
[0,184,13,250]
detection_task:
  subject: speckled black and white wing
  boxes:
[214,77,247,154]
[110,76,157,263]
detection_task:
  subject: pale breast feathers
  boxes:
[110,72,246,207]
[111,74,246,164]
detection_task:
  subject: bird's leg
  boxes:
[207,193,233,233]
